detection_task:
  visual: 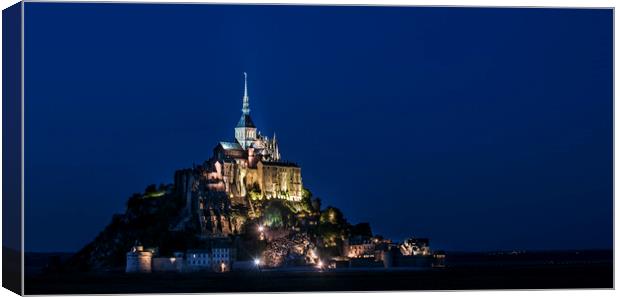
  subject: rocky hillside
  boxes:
[262,231,317,267]
[64,184,198,271]
[64,180,371,271]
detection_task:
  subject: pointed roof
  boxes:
[218,141,243,151]
[242,72,250,115]
[236,72,256,128]
[236,114,256,128]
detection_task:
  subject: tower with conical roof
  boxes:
[235,72,257,149]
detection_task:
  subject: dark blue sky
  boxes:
[24,3,612,252]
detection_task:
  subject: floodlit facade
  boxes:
[126,245,153,273]
[400,238,431,256]
[208,72,300,203]
[173,73,304,237]
[344,237,376,259]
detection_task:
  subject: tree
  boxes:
[126,193,144,213]
[320,206,345,225]
[248,182,262,201]
[350,222,373,238]
[316,206,349,252]
[311,197,322,213]
[300,188,314,213]
[263,200,295,228]
[144,184,158,194]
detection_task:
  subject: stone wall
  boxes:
[152,257,183,272]
[126,246,153,273]
[257,162,303,201]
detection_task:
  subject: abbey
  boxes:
[211,72,303,203]
[174,73,303,237]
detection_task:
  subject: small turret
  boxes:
[273,132,281,161]
[126,243,153,273]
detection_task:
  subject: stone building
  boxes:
[344,236,376,259]
[152,252,184,272]
[256,161,303,201]
[206,72,301,203]
[399,237,431,256]
[173,73,304,237]
[186,241,233,272]
[186,249,213,271]
[126,245,153,273]
[212,243,232,272]
[126,241,233,273]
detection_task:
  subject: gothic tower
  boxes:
[235,72,257,149]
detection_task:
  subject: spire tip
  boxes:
[242,72,250,115]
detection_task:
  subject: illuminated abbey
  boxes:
[174,73,303,237]
[212,72,302,203]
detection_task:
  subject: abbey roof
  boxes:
[218,141,243,150]
[236,114,256,128]
[260,161,299,168]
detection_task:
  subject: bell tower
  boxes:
[235,72,257,149]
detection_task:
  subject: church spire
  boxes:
[242,72,250,115]
[235,72,256,148]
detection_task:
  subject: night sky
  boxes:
[24,3,612,252]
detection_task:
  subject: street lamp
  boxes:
[317,260,324,270]
[254,258,262,272]
[258,225,265,240]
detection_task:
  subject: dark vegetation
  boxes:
[65,183,191,271]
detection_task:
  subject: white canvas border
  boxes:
[0,1,615,297]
